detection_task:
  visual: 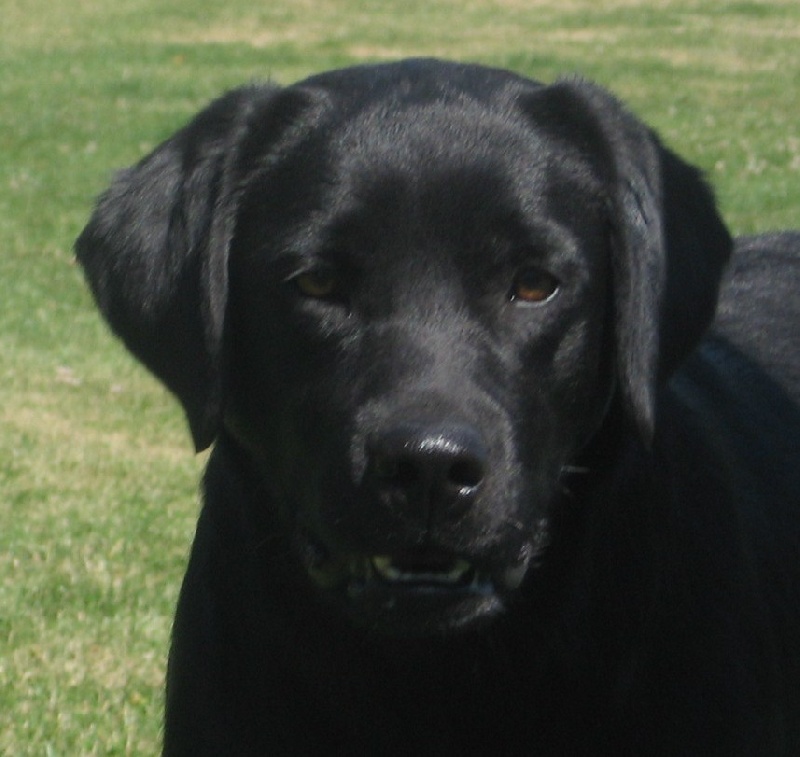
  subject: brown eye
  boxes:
[511,267,559,304]
[294,270,339,299]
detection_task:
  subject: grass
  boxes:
[1,0,798,752]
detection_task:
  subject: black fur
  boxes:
[76,60,800,755]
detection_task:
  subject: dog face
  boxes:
[76,60,730,634]
[225,84,616,631]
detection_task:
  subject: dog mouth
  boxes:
[297,531,534,633]
[370,553,475,588]
[302,541,529,596]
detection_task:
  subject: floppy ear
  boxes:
[522,80,731,441]
[76,86,281,451]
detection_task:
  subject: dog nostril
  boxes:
[448,458,484,490]
[374,456,421,487]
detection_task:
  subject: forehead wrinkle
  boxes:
[332,97,543,182]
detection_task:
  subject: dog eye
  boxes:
[511,267,560,305]
[293,270,340,299]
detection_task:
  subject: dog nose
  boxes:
[367,422,488,522]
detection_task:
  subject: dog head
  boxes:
[77,60,730,633]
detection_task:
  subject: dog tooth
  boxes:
[502,562,528,590]
[445,559,471,582]
[371,556,400,581]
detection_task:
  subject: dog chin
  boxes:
[298,536,531,635]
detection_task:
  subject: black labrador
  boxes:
[76,59,800,755]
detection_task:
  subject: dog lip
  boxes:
[321,554,518,598]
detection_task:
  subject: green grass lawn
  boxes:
[2,0,798,752]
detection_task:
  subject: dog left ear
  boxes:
[522,80,731,441]
[76,86,282,451]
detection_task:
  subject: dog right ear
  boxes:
[521,80,731,443]
[76,86,281,451]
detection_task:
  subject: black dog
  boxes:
[76,59,800,755]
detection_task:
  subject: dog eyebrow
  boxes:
[271,240,358,281]
[489,213,587,262]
